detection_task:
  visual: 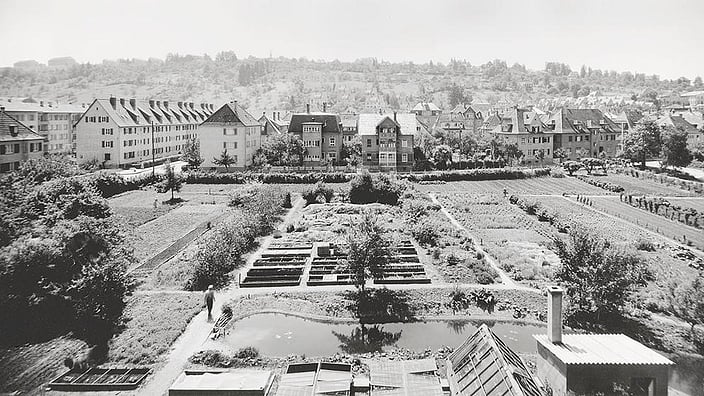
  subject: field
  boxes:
[662,197,704,212]
[415,177,612,195]
[586,196,704,251]
[592,174,701,197]
[436,193,559,286]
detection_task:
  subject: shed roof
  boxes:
[447,324,542,396]
[534,334,674,365]
[367,359,443,396]
[169,369,273,392]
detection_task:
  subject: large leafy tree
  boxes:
[213,149,237,171]
[432,144,453,170]
[668,274,704,340]
[554,226,650,325]
[345,211,391,307]
[504,143,523,166]
[256,133,307,166]
[620,120,662,170]
[339,137,362,166]
[181,137,203,169]
[660,126,692,169]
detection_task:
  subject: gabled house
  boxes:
[200,101,261,170]
[289,104,343,166]
[656,114,702,149]
[340,113,359,143]
[491,108,554,165]
[258,111,289,138]
[546,108,620,160]
[411,102,441,116]
[358,112,414,172]
[0,107,45,172]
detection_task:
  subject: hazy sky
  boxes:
[1,0,702,80]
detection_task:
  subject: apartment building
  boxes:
[491,108,554,164]
[74,97,213,168]
[0,107,45,172]
[0,97,85,154]
[546,108,620,160]
[200,101,262,170]
[358,112,414,172]
[288,104,343,166]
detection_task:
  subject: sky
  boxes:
[0,0,702,80]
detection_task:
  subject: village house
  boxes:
[0,107,45,172]
[340,113,359,143]
[258,110,289,139]
[491,108,554,165]
[357,112,415,172]
[200,101,261,170]
[545,108,620,160]
[288,104,343,166]
[535,287,673,396]
[656,113,702,149]
[74,97,213,168]
[410,102,441,117]
[0,97,85,155]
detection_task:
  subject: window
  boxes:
[329,137,335,147]
[104,153,111,161]
[402,139,408,148]
[366,153,372,161]
[366,139,372,148]
[380,153,386,160]
[402,153,408,162]
[0,145,4,155]
[223,142,238,149]
[521,138,525,144]
[568,136,573,142]
[13,144,19,153]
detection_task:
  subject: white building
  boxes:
[74,97,213,168]
[199,101,262,170]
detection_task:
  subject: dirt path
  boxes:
[427,193,538,293]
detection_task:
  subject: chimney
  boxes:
[109,96,116,109]
[129,98,136,110]
[306,103,310,114]
[393,111,397,122]
[547,286,563,344]
[149,99,155,108]
[323,102,327,112]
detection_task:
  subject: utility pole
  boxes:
[151,120,155,177]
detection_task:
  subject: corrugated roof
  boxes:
[447,324,543,396]
[277,362,351,396]
[534,334,674,365]
[0,110,45,142]
[358,113,418,136]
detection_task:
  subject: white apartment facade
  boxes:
[199,101,262,170]
[74,97,213,168]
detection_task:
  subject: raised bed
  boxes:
[49,367,149,391]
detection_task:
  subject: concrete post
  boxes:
[548,286,563,344]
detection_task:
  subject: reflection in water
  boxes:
[333,324,402,354]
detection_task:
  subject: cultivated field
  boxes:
[593,174,701,197]
[415,177,612,195]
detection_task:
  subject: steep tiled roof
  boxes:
[289,112,342,134]
[679,111,703,128]
[78,99,214,127]
[448,324,543,396]
[0,110,44,142]
[547,108,619,134]
[534,334,674,365]
[358,113,417,136]
[0,98,85,113]
[203,101,259,126]
[657,114,699,134]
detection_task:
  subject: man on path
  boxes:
[204,285,215,322]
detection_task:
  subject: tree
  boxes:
[504,143,523,166]
[553,147,568,164]
[181,137,203,169]
[344,211,391,316]
[156,162,183,201]
[694,76,703,89]
[432,145,453,170]
[660,126,692,169]
[581,157,606,175]
[554,226,650,325]
[620,120,662,170]
[339,137,362,166]
[562,160,581,176]
[213,149,236,171]
[447,84,470,108]
[534,149,546,167]
[668,274,704,340]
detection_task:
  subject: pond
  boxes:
[217,313,701,395]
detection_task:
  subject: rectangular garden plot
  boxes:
[49,367,149,391]
[307,254,354,286]
[374,241,431,284]
[240,266,304,288]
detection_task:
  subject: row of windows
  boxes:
[224,142,238,149]
[41,114,71,121]
[85,116,109,123]
[365,138,410,148]
[302,125,321,133]
[365,153,409,162]
[568,135,589,142]
[599,134,618,141]
[102,141,114,148]
[50,133,70,140]
[13,114,35,121]
[101,128,114,135]
[0,161,21,172]
[0,142,42,154]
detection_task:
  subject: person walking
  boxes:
[204,285,215,322]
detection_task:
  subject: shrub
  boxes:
[349,171,403,205]
[412,220,441,247]
[635,239,656,252]
[282,192,292,208]
[401,167,551,182]
[302,182,334,206]
[234,346,260,359]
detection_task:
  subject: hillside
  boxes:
[1,53,701,114]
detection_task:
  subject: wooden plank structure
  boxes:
[367,359,444,396]
[277,362,352,396]
[48,367,150,391]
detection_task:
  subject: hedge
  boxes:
[184,171,351,184]
[400,168,551,182]
[574,175,624,193]
[620,194,704,229]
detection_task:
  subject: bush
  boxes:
[575,175,624,193]
[401,167,551,182]
[282,192,292,208]
[302,182,335,206]
[635,239,656,252]
[185,171,247,184]
[412,220,441,247]
[349,171,402,205]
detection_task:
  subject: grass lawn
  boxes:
[108,292,203,366]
